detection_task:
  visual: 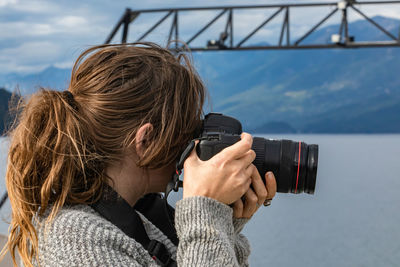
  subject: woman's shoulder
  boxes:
[37,204,134,247]
[36,204,156,266]
[39,204,110,228]
[37,204,119,239]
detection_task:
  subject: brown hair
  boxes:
[2,43,206,266]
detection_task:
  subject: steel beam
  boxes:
[104,1,400,50]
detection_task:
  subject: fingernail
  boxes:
[267,172,273,179]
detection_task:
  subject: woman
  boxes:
[3,43,276,266]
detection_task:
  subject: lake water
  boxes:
[1,135,400,267]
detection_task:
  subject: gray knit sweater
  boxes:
[35,196,251,266]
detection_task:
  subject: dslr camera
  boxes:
[196,113,319,194]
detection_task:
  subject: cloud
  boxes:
[54,60,74,69]
[0,41,61,73]
[321,80,359,92]
[0,41,60,62]
[4,0,59,13]
[0,22,54,38]
[285,90,308,98]
[55,15,87,28]
[0,0,16,7]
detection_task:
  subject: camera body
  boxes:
[196,113,318,194]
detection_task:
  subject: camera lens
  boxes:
[252,137,318,194]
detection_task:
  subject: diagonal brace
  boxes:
[236,7,284,47]
[351,5,397,41]
[137,11,173,41]
[295,8,338,45]
[186,9,228,45]
[279,7,290,46]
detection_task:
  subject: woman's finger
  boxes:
[250,166,268,206]
[219,132,253,160]
[265,171,277,200]
[233,199,244,218]
[242,188,258,218]
[236,149,256,168]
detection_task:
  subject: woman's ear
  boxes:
[135,123,153,158]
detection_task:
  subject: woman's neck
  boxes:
[105,149,175,207]
[105,150,148,206]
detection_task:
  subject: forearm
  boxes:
[175,196,250,266]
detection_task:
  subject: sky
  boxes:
[0,0,399,75]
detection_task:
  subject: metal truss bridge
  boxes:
[105,0,400,51]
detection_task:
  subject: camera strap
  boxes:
[165,139,196,199]
[91,186,178,267]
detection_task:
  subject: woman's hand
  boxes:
[233,171,277,219]
[183,133,256,205]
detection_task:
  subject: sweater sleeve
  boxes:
[36,205,159,267]
[232,217,249,234]
[175,196,251,267]
[232,217,251,266]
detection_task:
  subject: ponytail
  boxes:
[3,89,105,266]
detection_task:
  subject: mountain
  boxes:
[252,121,297,134]
[1,15,400,133]
[195,46,400,132]
[193,15,400,133]
[0,66,71,95]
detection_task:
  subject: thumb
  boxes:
[183,140,200,167]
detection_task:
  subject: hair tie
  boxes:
[62,90,78,110]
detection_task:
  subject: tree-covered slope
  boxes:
[0,88,13,135]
